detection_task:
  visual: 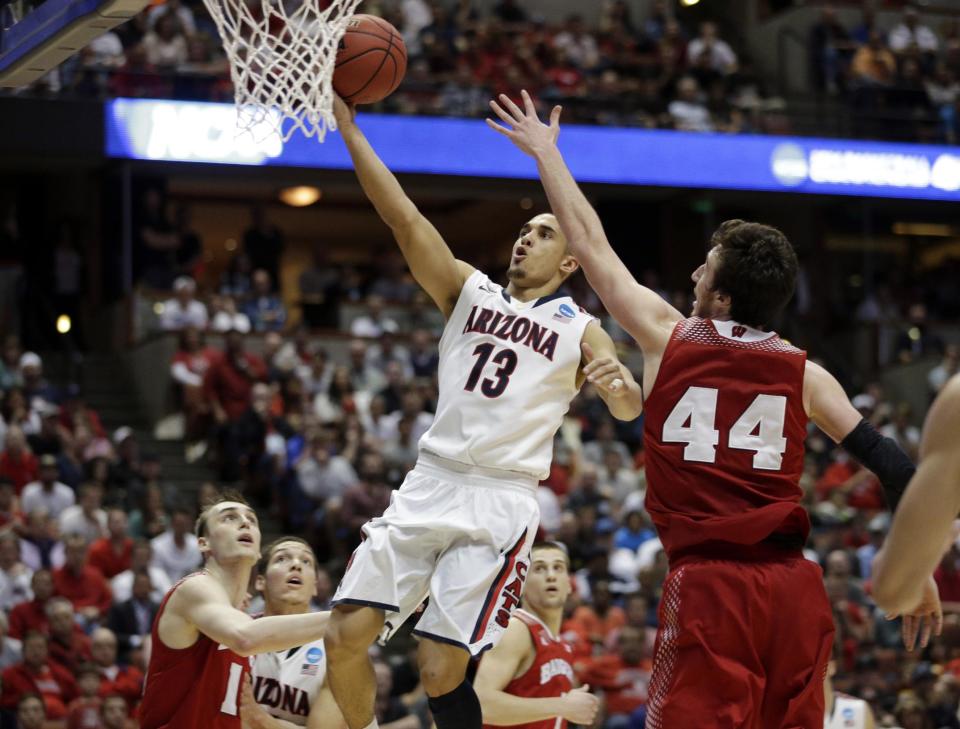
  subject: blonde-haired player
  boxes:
[324,97,643,729]
[242,537,346,729]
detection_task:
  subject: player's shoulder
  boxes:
[494,612,537,655]
[166,571,226,608]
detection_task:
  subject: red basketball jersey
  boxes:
[139,574,250,729]
[643,318,810,559]
[482,608,575,729]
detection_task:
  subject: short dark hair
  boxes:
[258,536,316,576]
[531,541,570,568]
[195,490,250,538]
[709,219,798,329]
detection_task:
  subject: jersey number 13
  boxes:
[662,386,788,471]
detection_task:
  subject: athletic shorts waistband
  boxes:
[669,535,805,568]
[414,452,539,492]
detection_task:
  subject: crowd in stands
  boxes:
[810,4,960,142]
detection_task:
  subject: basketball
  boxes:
[334,14,407,105]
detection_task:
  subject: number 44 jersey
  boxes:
[643,317,810,559]
[419,270,594,481]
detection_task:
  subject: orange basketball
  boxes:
[333,14,407,105]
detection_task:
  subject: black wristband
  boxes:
[840,418,916,513]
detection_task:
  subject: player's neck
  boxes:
[263,601,309,617]
[823,681,834,720]
[203,559,254,607]
[505,279,561,304]
[526,605,563,636]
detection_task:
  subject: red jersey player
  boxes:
[490,90,937,729]
[138,495,330,729]
[475,542,598,729]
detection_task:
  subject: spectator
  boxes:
[110,539,170,604]
[149,507,200,582]
[365,334,413,380]
[579,626,652,726]
[350,295,399,338]
[895,303,944,363]
[554,14,600,71]
[87,508,134,580]
[80,30,125,68]
[45,597,93,674]
[242,207,284,287]
[0,530,32,613]
[686,22,737,75]
[372,660,421,728]
[0,632,77,720]
[52,535,113,625]
[27,401,66,458]
[293,431,358,506]
[582,419,632,467]
[928,343,960,397]
[378,388,433,448]
[339,452,391,549]
[20,508,66,572]
[58,483,107,542]
[147,0,196,36]
[126,484,169,541]
[889,7,939,57]
[0,426,38,495]
[926,64,960,142]
[0,612,22,672]
[204,330,268,425]
[851,30,897,87]
[809,5,854,94]
[9,570,54,640]
[20,353,58,408]
[107,569,159,662]
[209,294,252,333]
[21,454,75,520]
[345,340,387,394]
[66,664,104,729]
[159,276,208,331]
[16,693,49,729]
[142,11,188,68]
[0,335,23,391]
[0,478,19,531]
[879,402,921,460]
[567,579,626,648]
[408,329,438,378]
[89,628,143,707]
[243,269,287,332]
[855,513,888,581]
[668,76,714,132]
[101,694,134,729]
[934,545,960,605]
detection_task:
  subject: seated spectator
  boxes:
[0,612,22,672]
[16,693,49,729]
[372,660,420,728]
[0,632,77,720]
[365,333,413,380]
[889,7,938,58]
[149,507,200,582]
[0,478,20,531]
[0,426,38,495]
[159,276,208,331]
[408,329,438,378]
[879,402,921,460]
[339,453,391,550]
[293,431,358,506]
[111,540,170,604]
[26,401,66,458]
[243,269,287,332]
[80,30,125,68]
[58,483,107,542]
[88,508,134,580]
[582,419,632,467]
[554,14,600,70]
[20,353,58,408]
[378,389,433,447]
[350,295,399,338]
[204,330,268,425]
[127,484,169,541]
[52,535,113,626]
[146,0,196,36]
[567,579,626,648]
[345,339,387,394]
[579,626,652,723]
[0,530,31,613]
[20,508,66,572]
[89,628,143,707]
[21,455,74,520]
[101,693,134,729]
[851,31,896,87]
[9,570,54,640]
[45,597,92,674]
[66,664,103,729]
[141,11,188,68]
[107,569,159,662]
[668,76,714,132]
[687,21,737,75]
[211,294,252,333]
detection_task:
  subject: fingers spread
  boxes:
[499,93,525,120]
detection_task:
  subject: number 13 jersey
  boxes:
[419,270,594,481]
[643,317,810,560]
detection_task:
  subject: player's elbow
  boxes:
[224,626,258,657]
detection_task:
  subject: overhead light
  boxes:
[56,315,72,334]
[892,222,955,237]
[225,238,238,251]
[680,0,701,6]
[279,186,321,207]
[520,197,533,210]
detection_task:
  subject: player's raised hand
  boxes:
[486,89,562,157]
[582,343,625,395]
[887,575,943,651]
[560,685,600,725]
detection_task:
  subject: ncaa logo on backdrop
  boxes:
[770,143,808,187]
[306,647,323,664]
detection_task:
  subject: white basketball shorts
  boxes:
[332,453,540,656]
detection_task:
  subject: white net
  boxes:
[201,0,363,141]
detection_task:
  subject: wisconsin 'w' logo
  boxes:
[732,325,747,338]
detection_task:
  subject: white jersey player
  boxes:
[244,538,346,729]
[325,97,644,729]
[823,659,875,729]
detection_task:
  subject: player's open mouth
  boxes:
[238,535,254,544]
[287,576,303,585]
[513,251,527,263]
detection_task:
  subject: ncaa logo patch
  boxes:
[558,304,575,318]
[306,647,323,664]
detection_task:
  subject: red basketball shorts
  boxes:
[645,551,834,729]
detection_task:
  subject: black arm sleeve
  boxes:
[839,418,916,513]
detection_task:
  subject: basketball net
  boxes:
[201,0,363,141]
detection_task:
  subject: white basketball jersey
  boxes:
[419,270,594,480]
[825,694,868,729]
[250,638,326,726]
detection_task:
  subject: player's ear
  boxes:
[197,536,209,557]
[254,574,265,594]
[560,254,579,278]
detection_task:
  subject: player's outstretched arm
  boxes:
[874,376,960,615]
[169,575,330,657]
[333,97,472,317]
[580,322,643,421]
[474,618,599,726]
[487,90,681,354]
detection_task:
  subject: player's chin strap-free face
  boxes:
[841,418,916,513]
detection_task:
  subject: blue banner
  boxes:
[105,98,960,201]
